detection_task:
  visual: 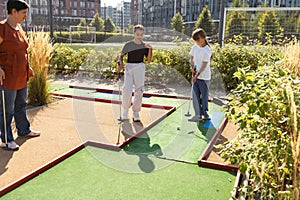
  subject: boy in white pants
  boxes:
[118,25,152,122]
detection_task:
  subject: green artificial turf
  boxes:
[49,85,226,164]
[49,83,69,92]
[2,147,236,200]
[123,101,225,163]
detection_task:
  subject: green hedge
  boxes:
[212,43,282,91]
[53,31,133,43]
[49,43,119,78]
[49,41,283,93]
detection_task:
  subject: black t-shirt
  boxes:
[121,41,149,63]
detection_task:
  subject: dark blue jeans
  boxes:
[0,86,31,143]
[192,79,210,116]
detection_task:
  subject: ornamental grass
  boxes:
[27,30,53,106]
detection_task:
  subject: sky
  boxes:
[101,0,130,7]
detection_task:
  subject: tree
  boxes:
[278,12,298,38]
[258,10,283,39]
[297,15,300,35]
[90,12,104,32]
[171,12,184,33]
[225,0,248,38]
[127,24,134,33]
[194,6,214,35]
[78,18,87,27]
[104,17,116,33]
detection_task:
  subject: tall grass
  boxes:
[27,31,53,106]
[283,39,300,77]
[284,42,299,200]
[286,83,300,200]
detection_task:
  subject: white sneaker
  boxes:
[1,141,19,151]
[121,110,129,121]
[133,112,140,122]
[188,115,201,122]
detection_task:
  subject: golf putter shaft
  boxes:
[1,79,8,148]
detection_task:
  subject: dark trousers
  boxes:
[192,79,210,116]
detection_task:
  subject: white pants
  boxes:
[122,63,145,113]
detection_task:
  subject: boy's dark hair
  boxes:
[133,24,144,33]
[7,0,30,14]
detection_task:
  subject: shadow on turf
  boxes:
[197,119,217,140]
[121,120,163,173]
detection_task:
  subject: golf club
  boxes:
[185,66,196,117]
[117,72,122,121]
[185,84,193,117]
[117,71,122,145]
[1,81,9,150]
[117,119,121,145]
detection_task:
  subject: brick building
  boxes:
[29,0,101,30]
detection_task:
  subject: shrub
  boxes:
[50,44,88,73]
[53,31,132,43]
[27,31,53,106]
[80,47,120,78]
[49,44,120,78]
[219,64,300,199]
[212,38,282,91]
[151,41,192,80]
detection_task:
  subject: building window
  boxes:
[32,0,38,5]
[72,10,77,16]
[42,8,48,15]
[32,8,38,14]
[41,0,47,6]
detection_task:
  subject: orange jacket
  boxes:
[0,20,31,90]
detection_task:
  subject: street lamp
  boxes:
[122,0,124,33]
[174,0,177,16]
[104,3,106,39]
[160,0,164,28]
[59,0,62,42]
[49,0,53,39]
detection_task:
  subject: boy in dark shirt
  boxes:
[118,25,152,122]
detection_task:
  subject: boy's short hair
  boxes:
[134,25,145,33]
[7,0,30,14]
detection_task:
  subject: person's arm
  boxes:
[190,56,195,75]
[118,53,125,73]
[192,62,208,83]
[145,43,152,62]
[0,36,4,85]
[194,62,208,78]
[118,42,128,72]
[0,67,4,85]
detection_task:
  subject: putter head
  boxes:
[2,145,10,150]
[118,117,129,122]
[2,145,19,151]
[185,113,191,117]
